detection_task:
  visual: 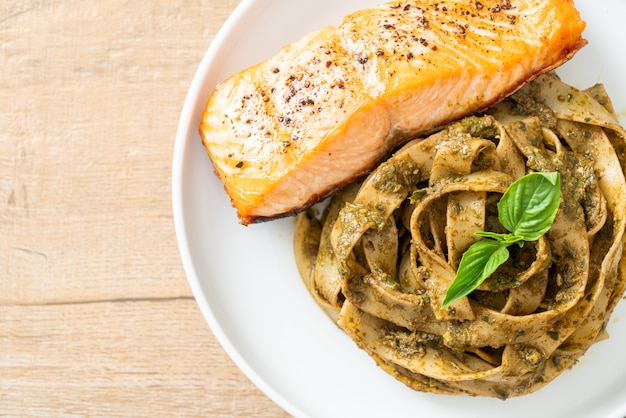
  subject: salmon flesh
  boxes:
[200,0,586,224]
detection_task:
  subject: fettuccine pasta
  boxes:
[294,72,626,399]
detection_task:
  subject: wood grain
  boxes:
[0,1,289,416]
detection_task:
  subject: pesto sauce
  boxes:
[455,115,499,140]
[371,158,422,194]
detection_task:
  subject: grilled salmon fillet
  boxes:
[200,0,586,224]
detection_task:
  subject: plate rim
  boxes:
[171,0,303,415]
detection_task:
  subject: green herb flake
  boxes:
[409,189,427,205]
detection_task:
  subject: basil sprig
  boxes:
[441,172,561,309]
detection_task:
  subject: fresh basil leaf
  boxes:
[442,239,510,308]
[474,231,508,240]
[497,172,561,241]
[474,231,525,246]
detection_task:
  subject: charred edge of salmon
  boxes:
[209,159,366,225]
[239,39,588,226]
[235,169,371,226]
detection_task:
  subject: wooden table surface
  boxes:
[1,1,288,416]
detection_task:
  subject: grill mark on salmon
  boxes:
[200,0,586,224]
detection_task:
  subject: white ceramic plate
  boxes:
[172,1,626,417]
